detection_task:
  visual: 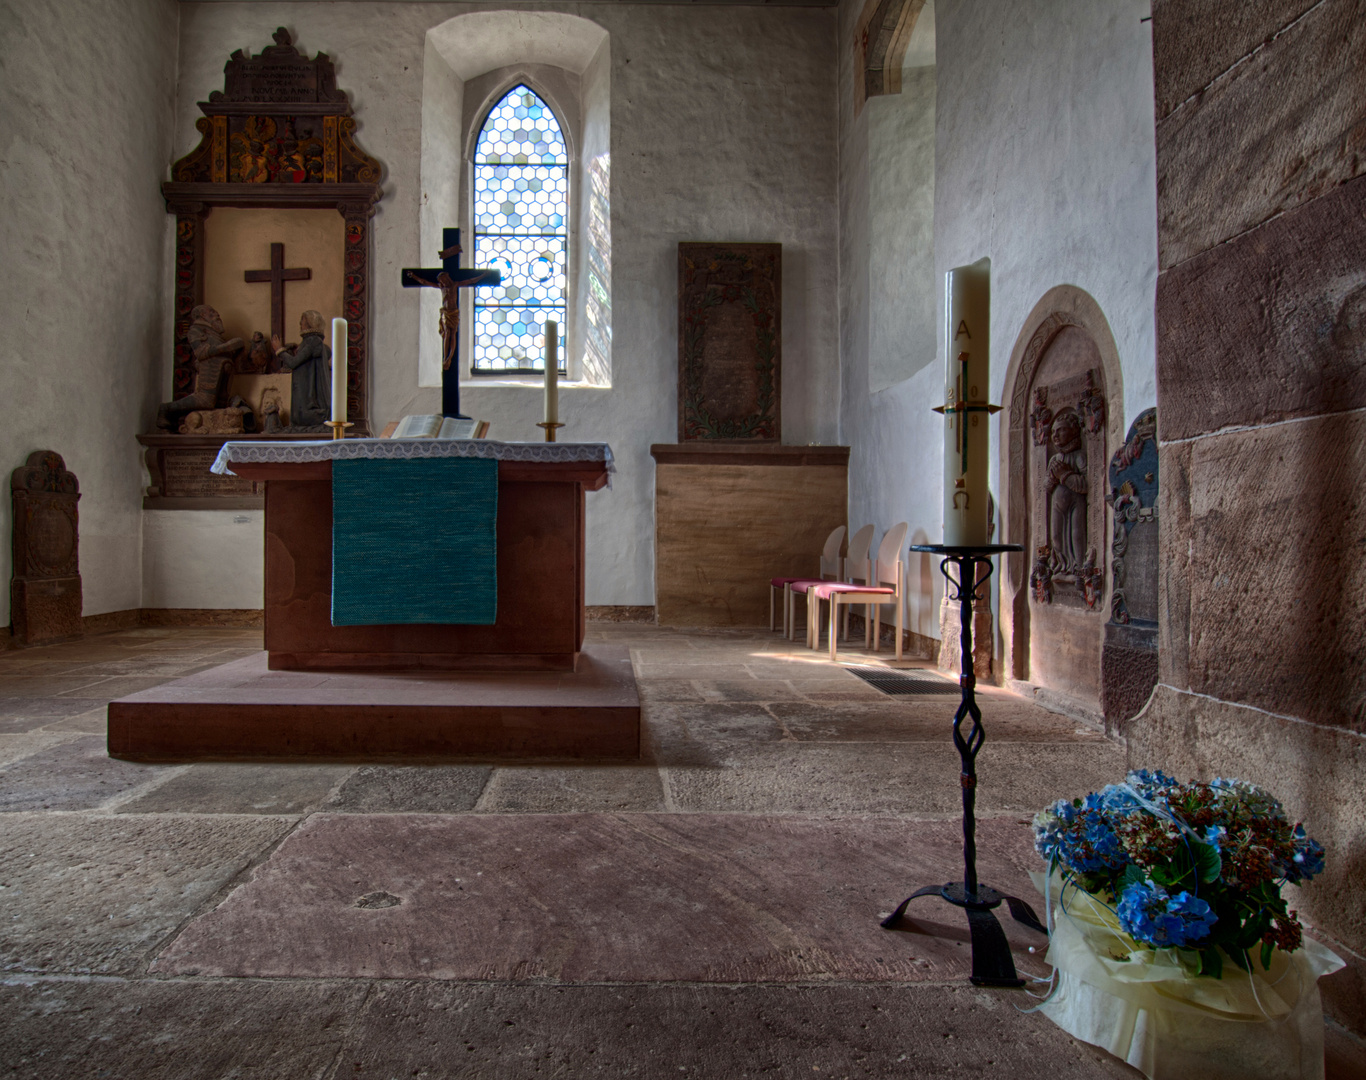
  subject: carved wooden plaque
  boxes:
[678,243,781,442]
[10,451,82,646]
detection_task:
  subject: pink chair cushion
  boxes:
[787,579,832,595]
[770,576,808,588]
[809,582,894,600]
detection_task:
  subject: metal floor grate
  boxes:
[845,667,960,696]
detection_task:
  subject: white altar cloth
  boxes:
[212,439,615,484]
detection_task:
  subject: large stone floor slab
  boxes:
[0,735,166,811]
[0,813,293,975]
[0,977,1143,1079]
[660,742,1123,814]
[325,763,493,813]
[152,812,1051,983]
[107,645,641,761]
[116,763,355,815]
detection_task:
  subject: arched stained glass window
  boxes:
[472,85,568,374]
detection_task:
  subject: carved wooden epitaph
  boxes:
[678,243,781,442]
[10,452,82,646]
[162,27,381,430]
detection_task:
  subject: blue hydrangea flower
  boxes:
[1086,784,1143,817]
[1126,769,1178,801]
[1285,825,1325,883]
[1117,880,1217,948]
[1203,824,1225,853]
[1077,812,1126,872]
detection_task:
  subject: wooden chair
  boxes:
[808,521,909,661]
[793,523,874,647]
[769,525,845,637]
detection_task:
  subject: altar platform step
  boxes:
[106,644,639,761]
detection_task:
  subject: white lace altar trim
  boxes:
[212,438,615,484]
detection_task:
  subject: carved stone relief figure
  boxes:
[1029,357,1107,612]
[1006,310,1116,717]
[1046,407,1089,575]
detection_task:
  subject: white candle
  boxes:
[331,317,348,426]
[942,259,990,546]
[544,319,559,425]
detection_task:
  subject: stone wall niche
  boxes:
[1000,287,1124,722]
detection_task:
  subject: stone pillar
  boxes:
[1142,0,1366,1036]
[10,451,82,646]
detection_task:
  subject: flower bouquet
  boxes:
[1030,770,1343,1080]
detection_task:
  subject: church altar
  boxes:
[107,438,639,761]
[212,438,613,671]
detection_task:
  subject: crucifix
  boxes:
[401,227,502,418]
[244,242,312,342]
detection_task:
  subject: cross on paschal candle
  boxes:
[401,227,501,418]
[243,242,312,342]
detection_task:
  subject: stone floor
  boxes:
[0,623,1361,1078]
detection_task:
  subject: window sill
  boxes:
[461,377,608,390]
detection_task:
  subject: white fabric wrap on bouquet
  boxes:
[1030,871,1344,1080]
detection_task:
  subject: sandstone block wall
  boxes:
[1134,0,1366,1035]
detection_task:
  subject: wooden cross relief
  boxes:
[244,242,311,341]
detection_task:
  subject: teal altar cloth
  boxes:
[329,456,498,626]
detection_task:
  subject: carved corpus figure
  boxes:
[1045,408,1088,574]
[156,305,243,430]
[273,309,332,428]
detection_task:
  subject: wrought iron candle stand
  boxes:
[880,543,1048,987]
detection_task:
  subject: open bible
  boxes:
[386,415,490,439]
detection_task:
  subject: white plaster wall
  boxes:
[838,0,945,641]
[171,3,841,607]
[0,0,178,623]
[141,510,264,609]
[838,0,1159,646]
[868,8,935,394]
[934,0,1159,438]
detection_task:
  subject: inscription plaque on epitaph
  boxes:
[10,451,82,646]
[678,243,781,442]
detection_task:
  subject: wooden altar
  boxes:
[108,444,640,761]
[245,455,608,671]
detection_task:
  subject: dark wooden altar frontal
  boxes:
[230,457,609,671]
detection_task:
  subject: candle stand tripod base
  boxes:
[880,543,1047,988]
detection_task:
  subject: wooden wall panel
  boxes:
[654,463,847,627]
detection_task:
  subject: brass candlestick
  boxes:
[536,421,565,443]
[326,421,354,441]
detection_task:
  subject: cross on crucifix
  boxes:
[244,242,311,342]
[401,227,501,418]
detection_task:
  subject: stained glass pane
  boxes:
[473,86,568,374]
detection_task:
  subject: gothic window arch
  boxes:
[471,84,569,375]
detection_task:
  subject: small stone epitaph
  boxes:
[10,452,82,646]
